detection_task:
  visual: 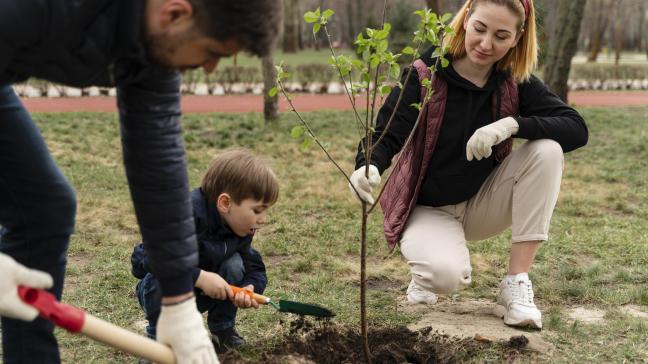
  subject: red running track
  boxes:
[20,91,648,113]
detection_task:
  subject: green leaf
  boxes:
[322,9,335,19]
[375,29,389,40]
[441,13,453,23]
[313,23,321,34]
[362,49,371,62]
[441,57,449,68]
[380,85,392,95]
[301,137,314,151]
[304,11,319,23]
[291,125,304,139]
[268,87,278,97]
[378,39,388,52]
[402,46,415,55]
[410,102,422,111]
[390,63,400,78]
[370,57,380,69]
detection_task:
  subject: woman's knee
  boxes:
[526,139,564,164]
[410,259,472,294]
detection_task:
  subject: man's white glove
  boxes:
[157,297,219,364]
[0,253,53,321]
[466,116,519,161]
[349,165,381,204]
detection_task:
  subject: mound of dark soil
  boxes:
[221,318,531,363]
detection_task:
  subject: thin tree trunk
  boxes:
[283,0,299,53]
[587,0,612,62]
[544,0,587,102]
[425,0,441,13]
[262,54,279,122]
[360,206,371,364]
[614,6,622,65]
[347,0,356,47]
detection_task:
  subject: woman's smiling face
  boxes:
[462,2,522,69]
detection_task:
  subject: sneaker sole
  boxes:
[494,304,543,329]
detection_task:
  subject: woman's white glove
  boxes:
[349,165,381,204]
[0,253,53,321]
[466,116,519,161]
[157,297,219,364]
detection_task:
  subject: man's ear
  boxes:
[158,0,194,29]
[216,193,231,214]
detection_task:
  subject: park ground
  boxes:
[0,106,646,362]
[18,91,648,114]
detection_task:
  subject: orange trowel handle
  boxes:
[229,285,271,304]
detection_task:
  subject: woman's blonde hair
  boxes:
[201,149,279,205]
[442,0,538,82]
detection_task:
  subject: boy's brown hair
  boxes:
[201,149,279,205]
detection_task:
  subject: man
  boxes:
[0,0,282,363]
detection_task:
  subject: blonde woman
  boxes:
[349,0,587,329]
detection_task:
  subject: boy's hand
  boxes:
[195,270,233,301]
[232,285,259,309]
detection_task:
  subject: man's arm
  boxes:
[0,0,45,74]
[117,65,198,298]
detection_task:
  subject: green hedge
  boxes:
[569,63,648,80]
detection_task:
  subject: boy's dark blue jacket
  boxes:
[131,188,268,293]
[0,0,198,296]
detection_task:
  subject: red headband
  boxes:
[520,0,530,21]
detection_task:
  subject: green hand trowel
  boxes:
[230,285,334,318]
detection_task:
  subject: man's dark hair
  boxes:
[190,0,283,57]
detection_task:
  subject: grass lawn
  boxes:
[2,106,646,362]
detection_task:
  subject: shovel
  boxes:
[230,285,334,318]
[18,286,176,364]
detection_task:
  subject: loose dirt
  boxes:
[219,298,553,364]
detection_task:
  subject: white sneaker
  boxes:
[406,279,438,304]
[494,273,542,329]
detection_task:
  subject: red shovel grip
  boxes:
[18,286,85,333]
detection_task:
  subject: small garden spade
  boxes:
[230,285,334,318]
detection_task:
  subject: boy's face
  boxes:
[219,197,270,237]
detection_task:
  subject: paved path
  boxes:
[21,91,648,113]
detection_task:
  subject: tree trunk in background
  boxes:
[425,0,441,13]
[262,54,279,123]
[587,0,612,62]
[346,0,356,46]
[613,4,623,65]
[636,1,644,51]
[543,0,586,102]
[534,0,554,69]
[283,0,300,53]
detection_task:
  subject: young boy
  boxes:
[130,149,278,352]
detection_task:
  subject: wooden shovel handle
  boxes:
[229,285,271,304]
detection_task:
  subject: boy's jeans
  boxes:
[137,253,245,338]
[0,84,76,363]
